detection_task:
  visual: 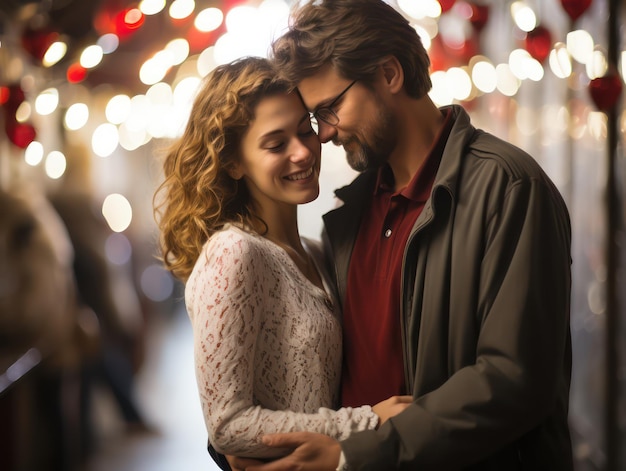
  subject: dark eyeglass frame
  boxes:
[311,80,358,126]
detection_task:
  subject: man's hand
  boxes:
[372,395,412,426]
[244,432,341,471]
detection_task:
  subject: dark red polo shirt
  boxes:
[341,110,453,408]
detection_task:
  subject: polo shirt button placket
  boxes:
[384,228,393,238]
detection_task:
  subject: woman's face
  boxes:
[236,92,322,210]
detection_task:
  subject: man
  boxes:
[230,0,573,469]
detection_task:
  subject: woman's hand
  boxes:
[372,395,413,426]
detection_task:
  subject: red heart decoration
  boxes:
[4,84,26,111]
[21,26,59,61]
[438,0,457,13]
[560,0,592,22]
[469,3,489,32]
[5,121,37,149]
[588,71,623,112]
[524,25,553,63]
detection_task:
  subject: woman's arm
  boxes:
[186,231,378,459]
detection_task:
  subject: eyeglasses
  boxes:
[311,80,357,126]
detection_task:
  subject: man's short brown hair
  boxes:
[271,0,432,99]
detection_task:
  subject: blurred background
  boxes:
[0,0,624,470]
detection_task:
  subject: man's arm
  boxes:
[241,433,342,471]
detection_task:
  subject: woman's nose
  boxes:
[291,139,313,162]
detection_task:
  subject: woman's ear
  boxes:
[380,56,404,94]
[227,163,244,180]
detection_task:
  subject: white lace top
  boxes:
[185,225,378,458]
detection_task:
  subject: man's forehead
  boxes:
[297,66,345,110]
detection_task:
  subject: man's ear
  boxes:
[380,56,404,94]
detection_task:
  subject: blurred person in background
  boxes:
[154,56,410,466]
[0,183,81,469]
[48,142,153,457]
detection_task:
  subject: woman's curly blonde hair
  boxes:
[154,57,291,281]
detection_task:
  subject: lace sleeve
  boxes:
[185,229,378,458]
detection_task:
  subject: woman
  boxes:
[155,57,406,459]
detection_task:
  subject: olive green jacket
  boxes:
[322,105,573,470]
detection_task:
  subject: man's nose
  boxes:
[316,121,337,144]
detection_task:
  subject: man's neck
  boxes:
[388,97,445,191]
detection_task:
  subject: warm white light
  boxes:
[526,59,544,81]
[428,70,453,106]
[146,82,173,105]
[64,103,89,130]
[511,2,537,32]
[119,122,149,151]
[165,38,190,65]
[92,123,119,157]
[80,45,104,69]
[213,32,247,64]
[225,5,257,33]
[414,25,432,50]
[472,60,497,93]
[586,49,608,80]
[173,77,201,109]
[496,63,520,96]
[567,30,594,65]
[15,101,31,123]
[35,88,59,115]
[106,94,132,124]
[44,151,66,179]
[102,193,133,233]
[140,57,169,85]
[447,67,472,101]
[588,111,607,140]
[509,49,532,80]
[398,0,441,19]
[549,43,572,79]
[24,141,44,166]
[140,0,166,15]
[258,0,290,43]
[42,41,67,67]
[197,46,217,76]
[125,95,152,132]
[169,0,195,20]
[195,7,224,32]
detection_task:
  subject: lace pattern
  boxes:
[185,225,378,458]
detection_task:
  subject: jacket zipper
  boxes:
[400,202,434,396]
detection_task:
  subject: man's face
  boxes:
[298,66,397,172]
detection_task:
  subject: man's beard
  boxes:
[336,102,396,172]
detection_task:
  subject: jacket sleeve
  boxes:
[340,172,572,469]
[186,232,378,459]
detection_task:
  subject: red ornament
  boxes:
[588,70,623,112]
[5,121,37,149]
[560,0,592,22]
[114,7,145,39]
[438,0,457,13]
[21,25,59,61]
[524,25,553,63]
[67,63,88,83]
[4,84,26,110]
[222,0,249,12]
[0,86,9,106]
[469,3,489,32]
